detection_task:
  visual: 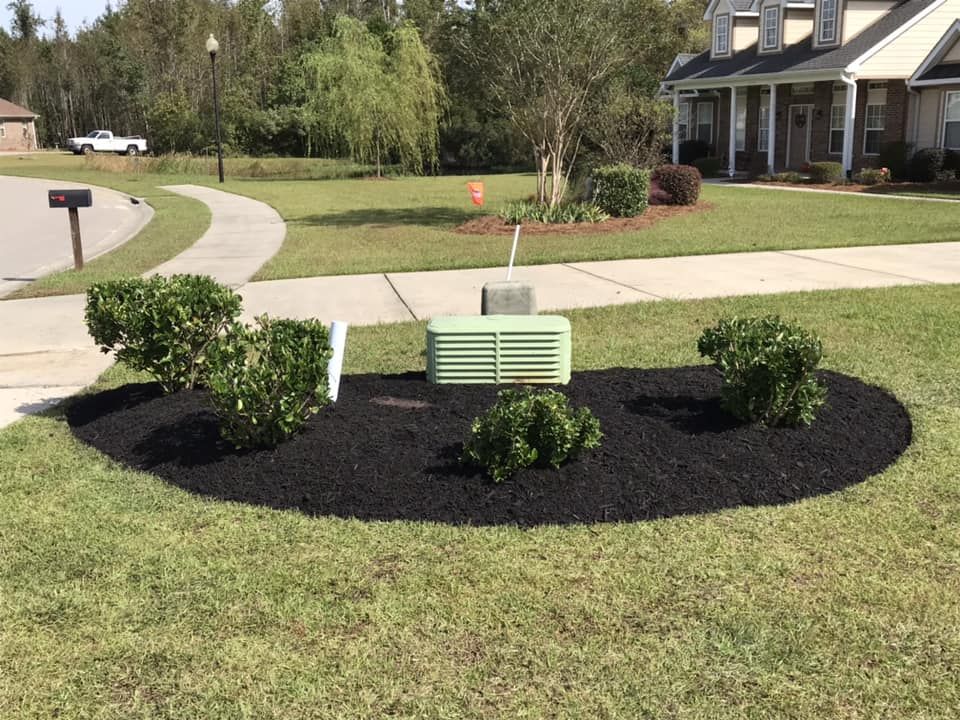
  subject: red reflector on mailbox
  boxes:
[48,189,92,209]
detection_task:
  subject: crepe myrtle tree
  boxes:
[458,0,655,207]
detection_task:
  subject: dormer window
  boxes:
[762,6,780,50]
[819,0,838,44]
[714,15,730,56]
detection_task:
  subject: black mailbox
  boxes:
[48,189,92,209]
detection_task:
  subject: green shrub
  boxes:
[697,316,827,427]
[207,316,334,448]
[747,153,769,179]
[808,161,845,184]
[908,148,945,182]
[770,171,803,183]
[678,139,711,165]
[498,201,609,225]
[652,164,701,205]
[853,167,891,185]
[692,156,724,178]
[85,275,242,393]
[591,163,650,217]
[462,388,602,482]
[878,140,912,181]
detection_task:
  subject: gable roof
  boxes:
[0,98,37,119]
[704,0,756,20]
[911,18,960,83]
[668,0,944,86]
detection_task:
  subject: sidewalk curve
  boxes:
[150,184,285,287]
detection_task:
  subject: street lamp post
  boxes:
[206,33,225,184]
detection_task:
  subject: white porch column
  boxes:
[728,86,738,177]
[672,90,680,164]
[767,83,777,174]
[841,76,858,175]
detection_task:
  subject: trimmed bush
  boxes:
[648,178,671,206]
[770,171,803,183]
[693,156,724,178]
[747,153,769,179]
[462,388,602,482]
[908,147,945,182]
[878,140,913,181]
[653,164,701,205]
[678,139,711,165]
[207,316,334,448]
[85,275,242,393]
[853,167,890,185]
[808,161,845,184]
[697,316,827,427]
[591,163,650,217]
[499,201,609,225]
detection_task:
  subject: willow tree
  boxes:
[305,16,446,175]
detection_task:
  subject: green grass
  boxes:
[2,283,960,718]
[0,155,211,299]
[4,154,960,289]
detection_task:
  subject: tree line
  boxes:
[0,0,707,178]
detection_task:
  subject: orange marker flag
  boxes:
[467,181,485,207]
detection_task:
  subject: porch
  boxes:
[670,79,908,176]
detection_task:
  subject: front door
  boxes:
[787,105,812,169]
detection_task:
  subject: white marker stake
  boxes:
[328,321,348,402]
[506,223,521,280]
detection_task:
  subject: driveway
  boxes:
[0,175,153,297]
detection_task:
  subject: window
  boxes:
[819,0,838,44]
[714,15,730,55]
[863,104,885,155]
[829,103,845,154]
[677,103,690,141]
[943,91,960,149]
[0,125,5,139]
[758,93,771,152]
[736,89,747,151]
[763,6,779,50]
[696,102,713,144]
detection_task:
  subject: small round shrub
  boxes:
[591,163,650,217]
[878,140,913,181]
[462,388,602,482]
[908,147,945,182]
[697,316,827,427]
[853,167,890,185]
[808,161,845,184]
[85,274,242,393]
[693,156,724,178]
[653,164,702,205]
[207,316,334,448]
[770,171,803,183]
[648,178,671,206]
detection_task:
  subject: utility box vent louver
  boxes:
[427,315,571,385]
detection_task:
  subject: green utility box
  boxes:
[426,315,571,385]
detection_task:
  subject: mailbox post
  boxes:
[48,189,92,270]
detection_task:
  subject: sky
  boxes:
[1,0,108,37]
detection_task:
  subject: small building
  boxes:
[661,0,960,176]
[0,98,38,152]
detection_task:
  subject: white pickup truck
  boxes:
[67,130,148,156]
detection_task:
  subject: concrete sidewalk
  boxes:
[150,185,285,287]
[4,235,960,429]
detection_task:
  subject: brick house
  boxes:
[0,98,38,152]
[662,0,960,175]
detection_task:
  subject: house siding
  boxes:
[784,8,815,44]
[0,119,37,151]
[843,0,898,43]
[734,18,760,50]
[857,0,960,78]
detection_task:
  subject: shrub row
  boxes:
[86,275,333,449]
[499,200,609,225]
[463,315,826,481]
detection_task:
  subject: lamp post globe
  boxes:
[206,33,225,183]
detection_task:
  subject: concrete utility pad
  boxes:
[240,274,414,326]
[0,176,153,298]
[387,264,655,320]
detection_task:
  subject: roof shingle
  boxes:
[0,98,37,119]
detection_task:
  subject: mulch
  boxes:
[65,367,911,528]
[454,203,713,236]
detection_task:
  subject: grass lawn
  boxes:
[3,154,960,291]
[2,283,960,718]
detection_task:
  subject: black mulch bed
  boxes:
[66,367,912,528]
